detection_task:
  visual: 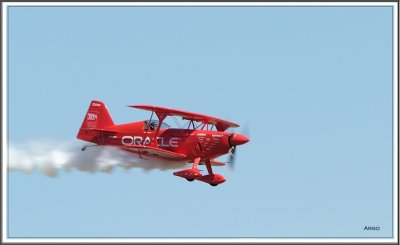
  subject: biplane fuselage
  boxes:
[77,100,249,186]
[82,121,234,161]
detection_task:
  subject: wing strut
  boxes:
[149,112,167,147]
[196,160,226,186]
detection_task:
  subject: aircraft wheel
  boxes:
[186,178,194,182]
[210,183,218,186]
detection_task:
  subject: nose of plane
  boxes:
[229,134,250,146]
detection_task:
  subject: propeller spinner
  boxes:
[228,133,249,168]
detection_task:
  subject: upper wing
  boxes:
[130,104,239,131]
[122,145,187,160]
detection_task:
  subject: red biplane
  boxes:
[77,100,249,186]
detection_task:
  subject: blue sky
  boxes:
[7,5,394,238]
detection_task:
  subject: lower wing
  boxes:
[122,145,187,160]
[199,159,226,166]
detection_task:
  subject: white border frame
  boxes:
[1,2,398,244]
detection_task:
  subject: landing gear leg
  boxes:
[173,157,202,181]
[197,161,226,186]
[192,157,200,170]
[185,157,201,182]
[205,161,213,175]
[204,162,217,186]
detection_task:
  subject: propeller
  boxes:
[227,123,250,170]
[227,142,237,169]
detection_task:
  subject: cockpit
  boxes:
[143,120,171,131]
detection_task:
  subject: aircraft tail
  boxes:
[77,100,115,142]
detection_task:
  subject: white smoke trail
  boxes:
[8,139,189,177]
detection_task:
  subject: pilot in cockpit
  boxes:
[149,121,158,130]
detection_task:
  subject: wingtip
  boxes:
[128,105,141,108]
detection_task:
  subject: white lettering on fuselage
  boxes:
[169,138,179,147]
[134,136,142,145]
[121,136,179,148]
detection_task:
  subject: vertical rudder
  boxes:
[77,100,114,141]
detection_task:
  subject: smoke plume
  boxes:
[8,139,189,177]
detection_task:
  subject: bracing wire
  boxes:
[172,116,181,128]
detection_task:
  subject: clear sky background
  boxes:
[7,6,394,238]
